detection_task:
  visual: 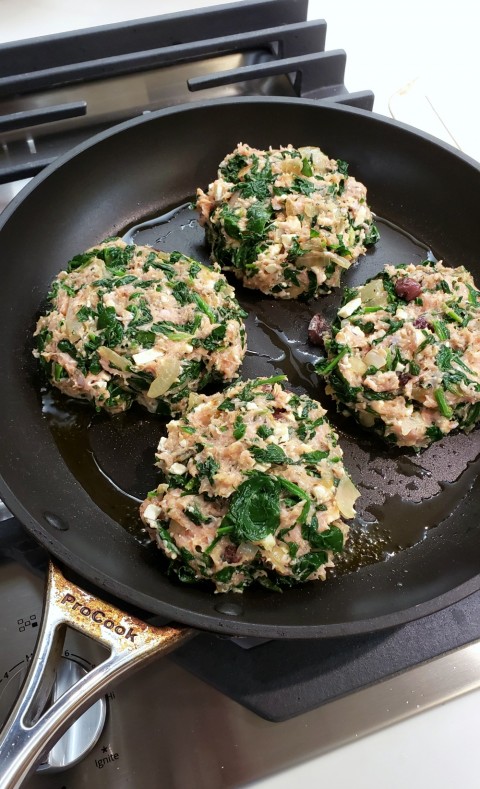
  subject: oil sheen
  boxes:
[41,209,480,577]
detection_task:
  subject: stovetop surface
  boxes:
[2,516,480,789]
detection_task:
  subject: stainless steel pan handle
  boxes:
[0,562,193,788]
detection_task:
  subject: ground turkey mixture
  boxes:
[315,260,480,448]
[34,238,246,414]
[196,142,379,299]
[140,376,360,592]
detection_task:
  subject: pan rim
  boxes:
[1,474,480,638]
[1,95,480,638]
[1,95,479,236]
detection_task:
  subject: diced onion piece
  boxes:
[355,205,368,226]
[147,357,181,398]
[264,263,278,274]
[349,356,368,375]
[303,201,318,218]
[338,297,362,318]
[399,414,424,437]
[285,197,298,216]
[238,542,259,562]
[65,302,83,340]
[358,411,376,428]
[188,392,203,410]
[336,474,360,519]
[321,467,334,489]
[154,249,173,261]
[298,147,329,170]
[98,346,130,371]
[364,347,387,369]
[280,158,303,174]
[237,166,251,180]
[359,278,388,308]
[299,251,326,269]
[326,251,351,270]
[133,348,162,366]
[264,541,290,573]
[259,534,276,549]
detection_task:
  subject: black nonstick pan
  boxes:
[0,97,479,783]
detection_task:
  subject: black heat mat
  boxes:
[168,592,480,722]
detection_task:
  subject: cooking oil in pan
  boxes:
[40,210,480,579]
[41,389,157,544]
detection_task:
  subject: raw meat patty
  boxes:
[316,260,480,448]
[140,376,360,592]
[34,238,247,414]
[196,142,378,299]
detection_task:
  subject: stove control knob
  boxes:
[36,657,107,773]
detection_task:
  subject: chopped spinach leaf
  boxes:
[250,444,290,465]
[233,414,246,440]
[185,504,212,526]
[222,471,281,543]
[257,425,274,439]
[57,339,77,358]
[301,450,329,463]
[302,520,344,552]
[292,551,328,582]
[196,457,220,484]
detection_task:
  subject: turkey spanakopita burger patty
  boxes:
[315,260,480,448]
[34,238,246,415]
[196,142,379,299]
[140,376,360,593]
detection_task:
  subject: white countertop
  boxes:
[1,2,480,787]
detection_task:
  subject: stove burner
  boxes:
[0,0,373,185]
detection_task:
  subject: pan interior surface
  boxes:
[0,97,479,637]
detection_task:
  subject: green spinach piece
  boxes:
[203,324,227,351]
[314,346,348,375]
[185,504,212,526]
[301,450,329,463]
[220,153,248,183]
[257,425,274,439]
[57,339,77,358]
[364,224,380,246]
[301,157,313,177]
[233,415,246,440]
[97,303,124,347]
[222,471,281,543]
[425,425,444,442]
[302,520,344,552]
[196,457,220,484]
[67,250,99,272]
[246,202,273,237]
[250,444,290,465]
[292,551,328,582]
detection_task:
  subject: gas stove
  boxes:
[1,1,480,787]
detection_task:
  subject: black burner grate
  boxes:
[0,0,374,184]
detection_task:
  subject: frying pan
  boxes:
[0,96,480,784]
